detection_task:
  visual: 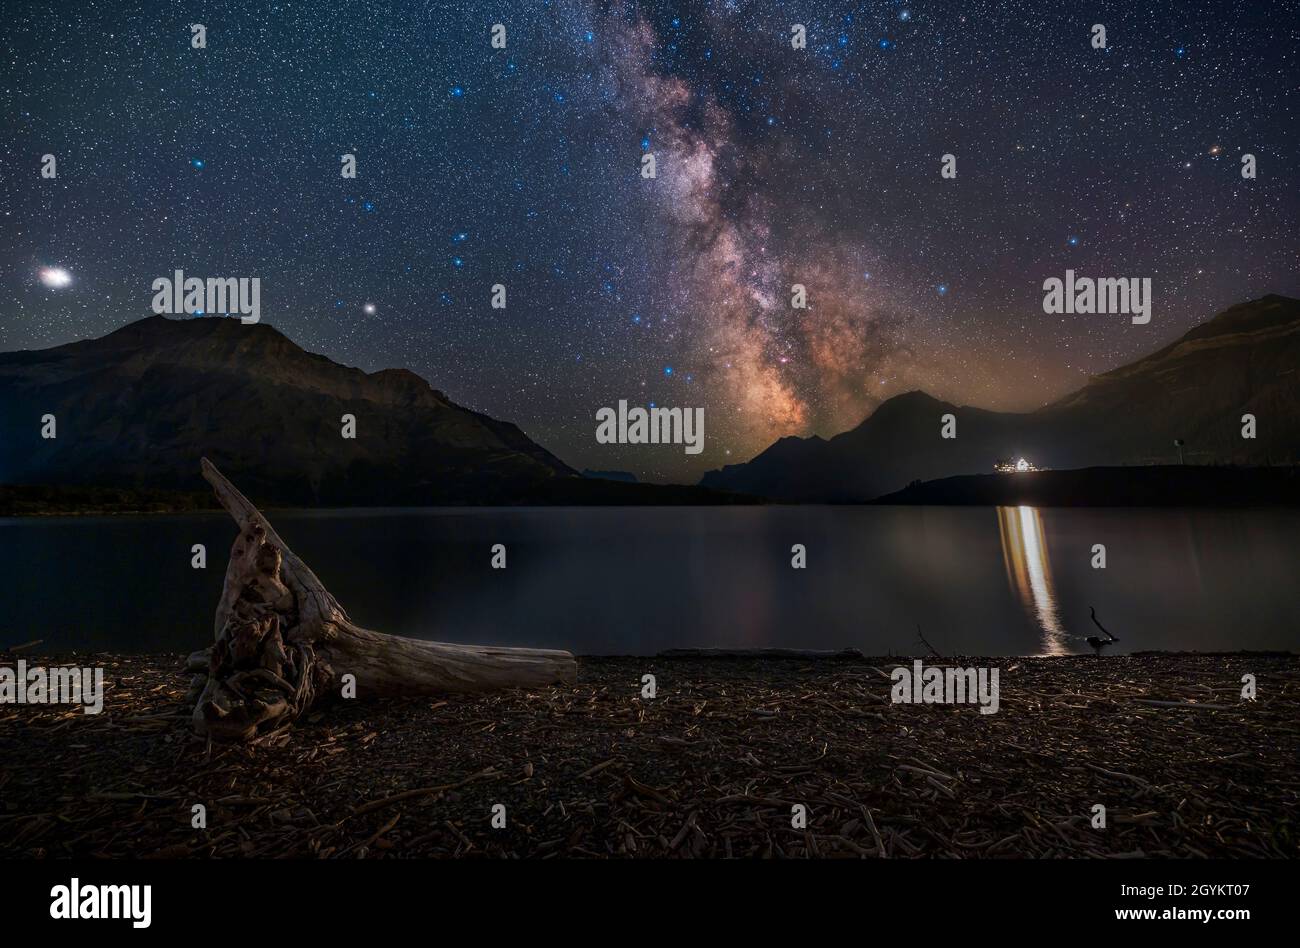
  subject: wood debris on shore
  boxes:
[1,652,1295,859]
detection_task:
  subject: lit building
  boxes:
[994,457,1042,473]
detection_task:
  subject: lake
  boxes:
[3,505,1297,656]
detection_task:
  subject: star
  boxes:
[38,266,72,288]
[363,303,377,315]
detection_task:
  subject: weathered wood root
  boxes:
[191,458,577,742]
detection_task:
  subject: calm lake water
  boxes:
[3,506,1297,656]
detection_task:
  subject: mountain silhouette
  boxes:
[700,295,1300,501]
[0,315,579,505]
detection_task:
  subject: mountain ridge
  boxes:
[0,314,577,505]
[700,294,1300,501]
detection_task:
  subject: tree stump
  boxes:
[192,458,577,741]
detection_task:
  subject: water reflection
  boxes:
[4,506,1298,655]
[997,505,1070,655]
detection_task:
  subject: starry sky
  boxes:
[2,0,1297,482]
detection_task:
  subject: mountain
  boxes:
[701,294,1300,501]
[0,315,581,505]
[582,469,639,483]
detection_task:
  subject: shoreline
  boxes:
[6,464,1300,516]
[2,652,1294,859]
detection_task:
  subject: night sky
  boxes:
[2,1,1296,481]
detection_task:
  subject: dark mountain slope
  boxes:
[701,295,1300,501]
[0,316,576,505]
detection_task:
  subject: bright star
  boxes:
[363,303,376,315]
[38,266,72,288]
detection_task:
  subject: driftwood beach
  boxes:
[3,651,1294,859]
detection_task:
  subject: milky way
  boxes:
[1,1,1296,481]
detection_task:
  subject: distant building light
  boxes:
[994,457,1043,474]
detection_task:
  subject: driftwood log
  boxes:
[191,458,577,741]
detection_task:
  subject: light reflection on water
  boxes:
[997,506,1070,655]
[4,505,1298,656]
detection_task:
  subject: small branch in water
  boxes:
[916,624,941,658]
[1086,606,1120,656]
[1088,606,1118,642]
